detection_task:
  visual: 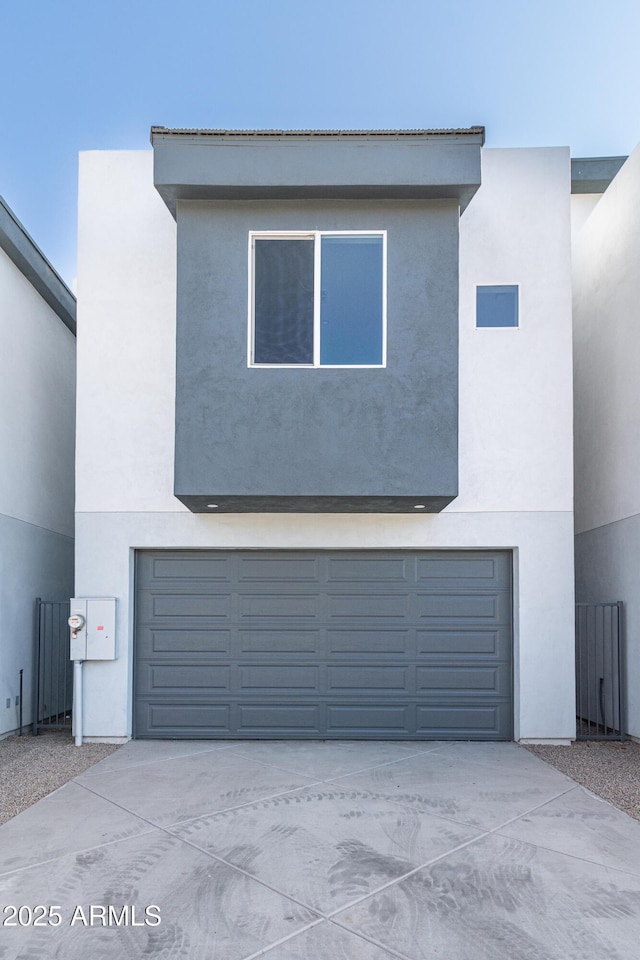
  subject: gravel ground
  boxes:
[525,740,640,820]
[0,730,119,826]
[1,732,639,826]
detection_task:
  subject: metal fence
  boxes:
[575,602,624,740]
[33,599,72,734]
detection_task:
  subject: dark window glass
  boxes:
[320,236,383,365]
[476,285,519,328]
[254,239,314,363]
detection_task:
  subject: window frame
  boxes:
[475,283,520,329]
[247,230,387,368]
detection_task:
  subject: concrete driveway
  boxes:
[1,740,640,959]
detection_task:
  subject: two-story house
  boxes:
[0,195,76,738]
[74,128,575,743]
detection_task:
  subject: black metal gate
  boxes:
[33,599,72,734]
[575,602,625,740]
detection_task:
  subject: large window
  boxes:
[249,231,386,367]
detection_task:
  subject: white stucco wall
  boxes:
[76,148,575,742]
[456,148,573,515]
[76,152,179,515]
[0,245,75,735]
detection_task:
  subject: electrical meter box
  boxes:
[69,598,117,660]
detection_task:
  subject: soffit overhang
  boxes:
[571,156,627,194]
[151,126,485,215]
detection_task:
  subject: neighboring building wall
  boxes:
[0,244,75,737]
[570,194,601,248]
[76,147,574,742]
[573,145,640,738]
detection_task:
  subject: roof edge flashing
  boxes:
[151,125,486,143]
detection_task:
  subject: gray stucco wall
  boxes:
[0,514,74,736]
[575,515,640,738]
[174,199,459,512]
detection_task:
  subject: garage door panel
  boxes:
[416,592,512,624]
[326,705,410,732]
[417,557,499,581]
[416,703,509,737]
[327,666,409,692]
[239,630,321,654]
[327,557,410,582]
[151,556,232,582]
[238,665,319,692]
[136,552,232,584]
[416,593,499,620]
[134,550,513,740]
[139,702,231,735]
[237,704,320,732]
[328,594,410,619]
[328,630,410,655]
[239,556,319,581]
[417,630,507,657]
[137,628,231,657]
[239,595,319,618]
[416,665,511,696]
[137,663,230,696]
[141,593,231,620]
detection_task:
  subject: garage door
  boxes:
[134,550,512,740]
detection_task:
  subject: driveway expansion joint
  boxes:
[0,824,160,880]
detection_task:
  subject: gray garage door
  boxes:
[134,550,512,740]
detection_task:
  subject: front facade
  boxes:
[0,195,76,737]
[75,132,575,743]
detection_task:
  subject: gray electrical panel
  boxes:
[69,598,117,660]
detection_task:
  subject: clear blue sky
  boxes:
[1,0,638,285]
